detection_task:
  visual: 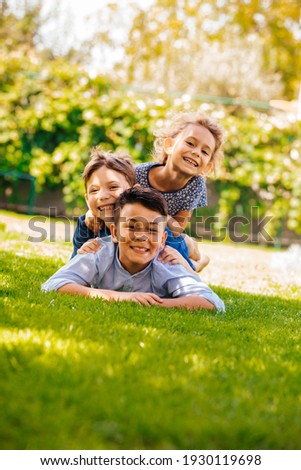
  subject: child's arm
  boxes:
[160,296,215,310]
[159,266,225,312]
[58,284,163,306]
[57,282,217,310]
[167,210,192,236]
[60,284,214,309]
[84,209,103,233]
[168,212,210,271]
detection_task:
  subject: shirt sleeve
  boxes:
[134,163,147,186]
[166,275,225,312]
[195,176,207,207]
[71,215,91,259]
[186,177,207,210]
[41,252,101,292]
[152,261,225,312]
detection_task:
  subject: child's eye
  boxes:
[110,185,119,190]
[186,140,194,146]
[202,150,209,156]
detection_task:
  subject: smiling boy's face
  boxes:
[111,203,167,274]
[85,167,131,222]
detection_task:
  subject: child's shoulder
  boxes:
[95,236,114,254]
[135,161,162,172]
[93,236,116,268]
[188,174,206,186]
[135,162,163,187]
[135,161,153,167]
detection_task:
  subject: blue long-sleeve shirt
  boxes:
[42,237,225,312]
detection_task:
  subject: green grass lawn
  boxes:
[0,226,301,450]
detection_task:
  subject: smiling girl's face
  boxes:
[85,166,131,222]
[163,123,216,177]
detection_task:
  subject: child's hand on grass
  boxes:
[77,239,102,255]
[113,291,163,306]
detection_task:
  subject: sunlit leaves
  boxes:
[1,2,301,236]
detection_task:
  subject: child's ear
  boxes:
[110,223,118,243]
[160,229,168,248]
[163,137,173,155]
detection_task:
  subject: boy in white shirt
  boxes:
[42,187,225,311]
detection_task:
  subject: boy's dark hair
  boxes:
[82,147,136,189]
[114,187,168,225]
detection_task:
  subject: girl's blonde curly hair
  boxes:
[153,111,225,172]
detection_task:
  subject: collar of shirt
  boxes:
[114,246,154,278]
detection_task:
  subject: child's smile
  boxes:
[130,245,150,253]
[98,203,115,217]
[182,156,199,168]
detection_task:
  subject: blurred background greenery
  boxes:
[0,0,300,245]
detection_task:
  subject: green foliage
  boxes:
[0,48,170,212]
[1,4,301,235]
[1,231,301,449]
[219,111,301,235]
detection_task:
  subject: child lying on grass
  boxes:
[42,187,225,311]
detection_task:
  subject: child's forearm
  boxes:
[167,216,188,236]
[58,283,117,300]
[160,296,215,310]
[57,284,163,306]
[84,210,104,233]
[167,210,192,236]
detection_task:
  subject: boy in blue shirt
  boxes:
[42,187,225,311]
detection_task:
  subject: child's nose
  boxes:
[98,189,110,200]
[134,231,148,241]
[192,147,201,156]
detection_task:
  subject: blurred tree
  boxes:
[224,0,301,99]
[109,0,300,101]
[0,0,42,53]
[0,0,94,64]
